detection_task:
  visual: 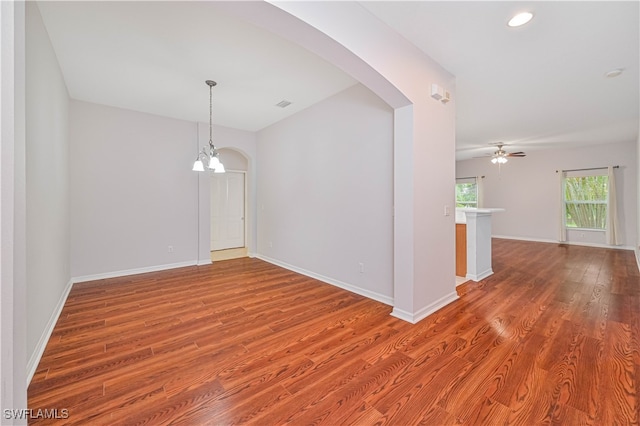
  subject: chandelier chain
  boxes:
[209,83,213,144]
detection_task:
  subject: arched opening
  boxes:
[203,2,456,322]
[210,148,250,261]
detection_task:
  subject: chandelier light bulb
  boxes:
[192,159,205,172]
[209,155,220,169]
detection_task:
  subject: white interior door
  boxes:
[211,172,245,251]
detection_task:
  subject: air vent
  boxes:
[275,100,292,108]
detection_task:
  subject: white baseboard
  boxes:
[391,290,459,324]
[27,278,74,385]
[389,307,414,323]
[466,268,493,282]
[492,235,556,244]
[255,255,394,306]
[635,248,640,273]
[493,235,634,251]
[71,260,198,284]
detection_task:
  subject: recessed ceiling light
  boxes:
[604,68,624,78]
[508,12,534,27]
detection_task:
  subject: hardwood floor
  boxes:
[28,239,640,425]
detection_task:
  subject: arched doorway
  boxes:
[210,148,249,261]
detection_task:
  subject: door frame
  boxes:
[210,169,248,252]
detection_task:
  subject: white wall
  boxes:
[1,0,27,414]
[257,84,394,303]
[25,2,71,378]
[637,124,640,264]
[457,141,637,249]
[253,1,457,322]
[70,103,258,279]
[70,101,200,278]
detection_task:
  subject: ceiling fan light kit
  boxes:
[489,143,526,166]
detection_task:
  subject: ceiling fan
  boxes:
[488,143,526,164]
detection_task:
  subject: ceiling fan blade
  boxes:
[507,152,526,157]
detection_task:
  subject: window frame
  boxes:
[562,172,609,231]
[455,177,478,208]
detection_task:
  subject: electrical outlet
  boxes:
[168,245,174,253]
[269,241,273,248]
[359,263,364,273]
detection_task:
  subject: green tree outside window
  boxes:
[564,175,608,229]
[456,182,477,208]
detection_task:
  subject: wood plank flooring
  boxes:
[28,239,640,425]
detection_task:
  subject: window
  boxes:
[456,178,477,208]
[564,175,608,229]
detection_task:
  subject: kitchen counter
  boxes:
[455,208,505,224]
[455,208,504,282]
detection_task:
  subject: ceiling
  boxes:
[36,1,358,132]
[362,1,639,159]
[37,1,639,160]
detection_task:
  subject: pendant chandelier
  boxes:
[192,80,225,173]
